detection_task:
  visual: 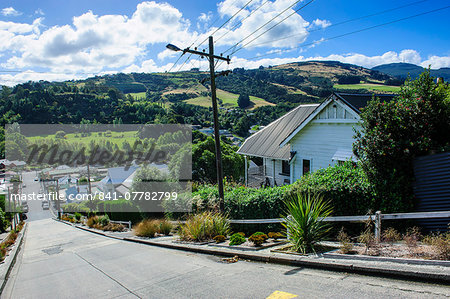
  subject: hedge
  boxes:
[289,161,376,216]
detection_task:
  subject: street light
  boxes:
[166,38,230,213]
[166,44,181,52]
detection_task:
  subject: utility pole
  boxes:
[166,37,230,212]
[56,179,61,220]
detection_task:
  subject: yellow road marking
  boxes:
[266,290,298,299]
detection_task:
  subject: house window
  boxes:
[281,160,290,175]
[303,159,310,175]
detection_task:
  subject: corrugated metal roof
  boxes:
[335,93,397,113]
[237,104,319,160]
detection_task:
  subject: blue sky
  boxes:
[0,0,449,86]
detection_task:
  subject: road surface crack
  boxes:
[74,252,142,298]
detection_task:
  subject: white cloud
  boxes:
[35,8,45,16]
[212,0,310,49]
[308,19,331,30]
[198,12,212,23]
[226,50,450,71]
[1,7,22,17]
[421,55,450,69]
[1,2,196,75]
[157,49,178,61]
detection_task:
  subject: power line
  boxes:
[241,5,450,61]
[229,0,315,55]
[197,0,255,49]
[222,0,304,55]
[214,0,271,44]
[168,0,254,72]
[249,0,431,48]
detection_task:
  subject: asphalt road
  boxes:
[3,219,449,299]
[21,171,53,222]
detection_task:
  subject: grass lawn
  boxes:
[334,83,400,93]
[184,89,274,109]
[27,130,140,147]
[127,92,146,100]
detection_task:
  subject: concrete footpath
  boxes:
[57,219,450,284]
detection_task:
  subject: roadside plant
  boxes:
[134,219,158,238]
[158,219,173,236]
[86,216,99,228]
[229,233,246,246]
[103,223,126,232]
[178,212,230,242]
[251,232,267,242]
[382,227,401,245]
[337,228,354,254]
[74,212,82,221]
[282,193,333,254]
[249,233,267,247]
[404,226,422,252]
[358,218,375,254]
[268,232,283,240]
[99,214,110,227]
[430,234,450,260]
[213,235,226,243]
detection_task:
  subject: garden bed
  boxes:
[210,239,286,251]
[325,243,450,266]
[271,244,339,256]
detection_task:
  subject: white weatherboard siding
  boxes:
[289,100,360,182]
[264,158,290,186]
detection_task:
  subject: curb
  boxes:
[0,223,28,294]
[54,219,450,284]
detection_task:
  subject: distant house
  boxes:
[237,92,396,187]
[97,166,139,196]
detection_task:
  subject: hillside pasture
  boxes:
[334,83,400,93]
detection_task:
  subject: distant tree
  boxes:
[237,94,250,108]
[192,137,244,183]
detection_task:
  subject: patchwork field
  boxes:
[185,89,274,109]
[334,83,401,93]
[27,130,140,147]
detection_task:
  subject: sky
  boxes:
[0,0,449,86]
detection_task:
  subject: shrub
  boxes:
[282,193,333,254]
[268,232,283,240]
[158,220,173,235]
[430,234,449,260]
[99,215,110,227]
[404,226,422,251]
[249,234,265,246]
[134,220,158,238]
[354,71,450,212]
[337,228,354,254]
[74,212,82,221]
[103,223,126,232]
[358,220,375,254]
[229,233,246,246]
[213,235,226,243]
[237,232,245,237]
[382,227,401,244]
[192,184,289,234]
[178,212,230,242]
[86,216,99,228]
[251,232,268,242]
[289,161,375,216]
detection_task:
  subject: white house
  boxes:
[237,92,396,186]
